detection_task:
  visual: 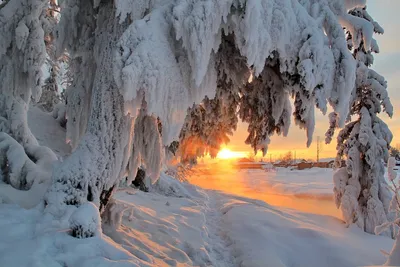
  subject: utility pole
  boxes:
[317,136,320,163]
[270,154,272,163]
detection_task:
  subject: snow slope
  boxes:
[28,106,71,158]
[244,167,334,199]
[218,193,392,267]
[0,107,70,209]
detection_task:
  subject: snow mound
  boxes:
[218,193,393,267]
[148,172,196,198]
[69,202,102,238]
[0,204,144,267]
[28,106,70,158]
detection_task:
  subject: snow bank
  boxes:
[219,194,393,267]
[148,172,195,198]
[263,167,334,199]
[28,106,70,158]
[0,204,145,267]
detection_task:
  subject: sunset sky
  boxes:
[226,0,400,160]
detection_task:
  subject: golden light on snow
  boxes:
[217,148,247,159]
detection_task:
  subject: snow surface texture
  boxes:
[0,178,394,267]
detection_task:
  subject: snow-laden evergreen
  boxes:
[0,0,47,145]
[54,0,97,150]
[328,6,394,235]
[36,0,63,112]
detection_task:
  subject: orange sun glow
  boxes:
[217,148,246,159]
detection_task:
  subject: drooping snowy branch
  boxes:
[239,61,292,155]
[54,0,97,150]
[114,0,369,156]
[126,99,163,185]
[0,0,47,145]
[0,132,57,190]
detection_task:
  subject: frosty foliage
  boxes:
[375,157,400,265]
[127,99,163,186]
[0,132,57,190]
[0,0,47,145]
[175,0,371,157]
[46,1,135,214]
[36,0,64,113]
[328,6,394,235]
[54,0,97,150]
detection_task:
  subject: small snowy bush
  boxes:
[69,202,102,238]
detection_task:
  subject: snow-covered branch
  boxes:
[0,132,57,190]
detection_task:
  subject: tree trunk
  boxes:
[45,2,133,214]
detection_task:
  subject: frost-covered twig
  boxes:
[376,157,400,265]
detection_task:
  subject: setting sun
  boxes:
[217,148,247,159]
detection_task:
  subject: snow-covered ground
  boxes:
[28,106,71,158]
[0,108,395,266]
[264,167,334,198]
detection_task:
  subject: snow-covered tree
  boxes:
[0,0,393,239]
[36,0,62,112]
[328,6,394,235]
[0,0,66,191]
[0,0,47,145]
